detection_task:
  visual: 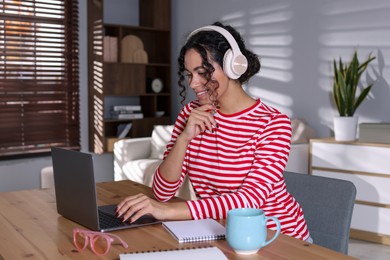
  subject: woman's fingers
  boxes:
[189,104,217,132]
[116,194,161,223]
[116,193,141,211]
[125,199,153,223]
[116,194,145,218]
[181,104,218,141]
[123,196,150,222]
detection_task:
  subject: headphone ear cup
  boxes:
[223,49,239,79]
[223,49,248,80]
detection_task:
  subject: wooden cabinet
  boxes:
[87,0,171,153]
[310,138,390,245]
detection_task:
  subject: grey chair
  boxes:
[284,171,357,254]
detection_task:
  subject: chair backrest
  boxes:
[284,171,356,254]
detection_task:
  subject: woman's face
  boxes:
[184,48,229,105]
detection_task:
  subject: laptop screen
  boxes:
[51,147,100,231]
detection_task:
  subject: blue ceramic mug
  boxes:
[226,208,281,255]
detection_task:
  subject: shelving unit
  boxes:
[87,0,171,153]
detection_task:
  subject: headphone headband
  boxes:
[186,25,248,79]
[187,25,241,56]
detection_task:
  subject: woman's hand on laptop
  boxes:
[116,193,191,223]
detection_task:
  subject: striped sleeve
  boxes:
[152,103,194,202]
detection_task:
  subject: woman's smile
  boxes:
[195,88,208,99]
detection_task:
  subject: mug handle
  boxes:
[263,216,281,247]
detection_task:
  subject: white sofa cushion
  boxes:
[150,125,174,159]
[122,159,161,187]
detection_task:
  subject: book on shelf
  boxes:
[162,219,226,243]
[111,110,142,115]
[110,106,143,120]
[112,105,142,111]
[119,246,227,260]
[113,113,144,120]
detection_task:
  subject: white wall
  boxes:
[1,0,389,192]
[171,0,390,138]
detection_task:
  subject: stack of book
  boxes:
[111,105,143,120]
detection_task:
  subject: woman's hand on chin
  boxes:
[182,103,218,141]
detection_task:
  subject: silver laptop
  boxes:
[51,147,161,232]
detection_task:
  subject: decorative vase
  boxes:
[333,116,358,141]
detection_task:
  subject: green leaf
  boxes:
[338,72,348,116]
[352,84,373,115]
[331,50,376,116]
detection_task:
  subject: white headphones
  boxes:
[187,25,248,80]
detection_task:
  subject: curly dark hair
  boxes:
[177,21,261,105]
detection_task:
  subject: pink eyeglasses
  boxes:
[73,228,128,256]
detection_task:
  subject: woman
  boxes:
[117,22,310,241]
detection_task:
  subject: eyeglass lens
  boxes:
[74,231,88,250]
[74,231,110,255]
[92,235,110,255]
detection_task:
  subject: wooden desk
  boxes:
[0,180,356,259]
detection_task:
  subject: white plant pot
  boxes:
[333,116,358,141]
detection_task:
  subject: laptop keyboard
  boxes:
[98,207,161,230]
[98,209,124,229]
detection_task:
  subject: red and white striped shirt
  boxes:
[152,99,310,240]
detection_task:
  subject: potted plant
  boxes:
[332,50,376,141]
